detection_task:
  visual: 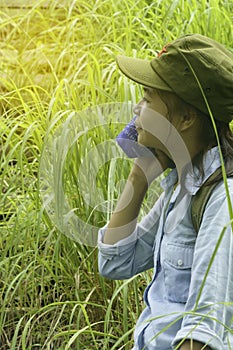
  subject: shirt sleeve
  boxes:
[98,192,165,280]
[172,179,233,349]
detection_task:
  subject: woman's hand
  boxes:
[130,149,171,186]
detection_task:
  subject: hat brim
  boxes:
[116,55,172,92]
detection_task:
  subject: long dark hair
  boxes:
[214,121,233,178]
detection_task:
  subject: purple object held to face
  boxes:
[116,116,153,158]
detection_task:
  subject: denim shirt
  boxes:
[98,147,233,350]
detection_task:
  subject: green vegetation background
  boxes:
[0,0,232,349]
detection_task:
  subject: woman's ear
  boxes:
[179,107,198,132]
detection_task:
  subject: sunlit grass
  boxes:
[0,0,232,348]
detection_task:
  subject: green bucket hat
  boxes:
[116,34,233,123]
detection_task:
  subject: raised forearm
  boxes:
[103,152,168,245]
[103,172,148,245]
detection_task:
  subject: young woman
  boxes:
[98,34,233,349]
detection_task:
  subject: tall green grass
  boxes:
[0,0,232,349]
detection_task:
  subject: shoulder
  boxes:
[201,177,233,225]
[210,177,233,200]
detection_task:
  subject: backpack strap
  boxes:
[191,168,223,233]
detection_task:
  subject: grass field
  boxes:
[0,0,232,349]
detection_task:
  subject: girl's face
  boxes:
[133,87,181,158]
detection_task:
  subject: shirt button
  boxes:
[177,259,183,266]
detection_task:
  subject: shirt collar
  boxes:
[161,146,221,195]
[161,168,178,191]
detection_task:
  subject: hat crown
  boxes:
[151,34,233,122]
